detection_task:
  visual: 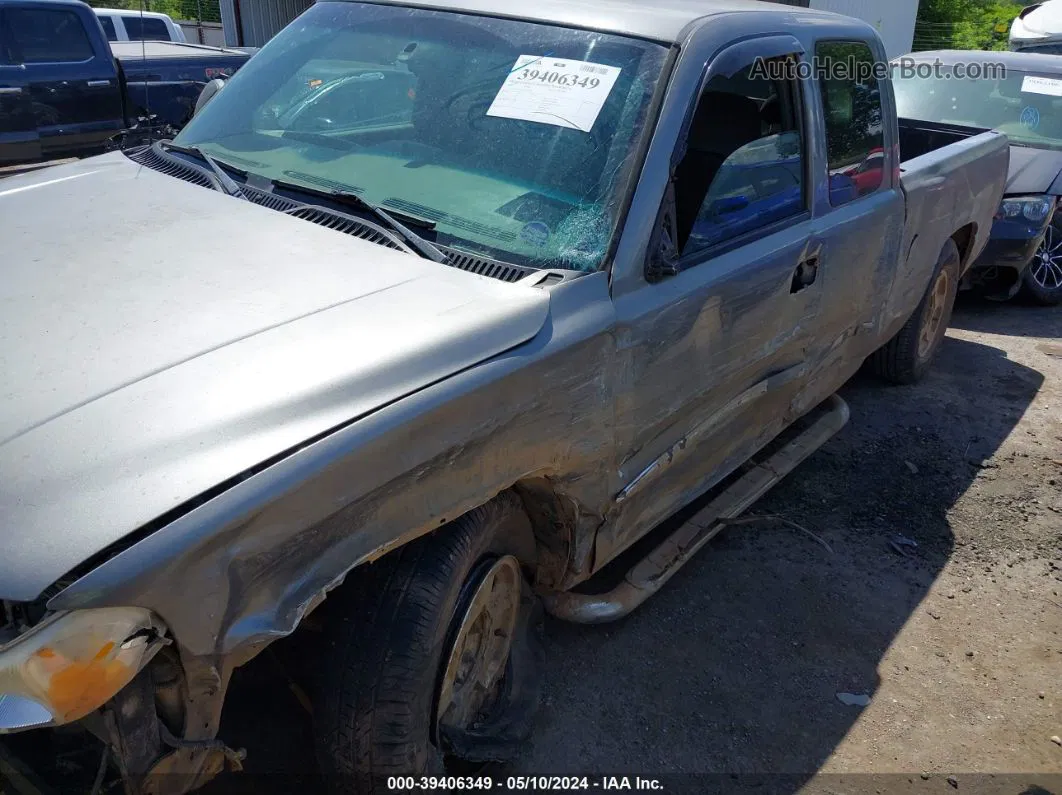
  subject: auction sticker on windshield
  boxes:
[1021,75,1062,97]
[486,55,621,132]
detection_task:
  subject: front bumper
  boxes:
[969,234,1041,274]
[963,209,1051,296]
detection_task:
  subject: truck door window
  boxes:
[4,8,94,63]
[97,16,118,42]
[675,57,807,257]
[122,16,170,42]
[816,41,885,206]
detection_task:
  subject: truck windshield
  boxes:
[174,2,669,272]
[894,67,1062,150]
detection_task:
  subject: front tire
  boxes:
[871,238,960,384]
[315,492,541,794]
[1022,216,1062,305]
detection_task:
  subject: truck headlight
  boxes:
[999,196,1054,223]
[0,607,166,733]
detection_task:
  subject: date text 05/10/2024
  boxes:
[385,776,666,791]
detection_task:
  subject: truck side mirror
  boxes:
[194,78,227,117]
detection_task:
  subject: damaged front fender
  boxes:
[44,274,618,747]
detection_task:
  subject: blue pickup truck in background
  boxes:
[0,0,250,165]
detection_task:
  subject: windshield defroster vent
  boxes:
[283,170,363,194]
[383,198,517,242]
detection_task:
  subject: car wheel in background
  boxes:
[1022,216,1062,306]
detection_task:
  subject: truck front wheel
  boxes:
[315,492,542,793]
[871,238,960,384]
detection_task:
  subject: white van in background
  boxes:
[93,8,187,42]
[1010,1,1062,53]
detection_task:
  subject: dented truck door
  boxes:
[801,37,906,373]
[600,34,828,566]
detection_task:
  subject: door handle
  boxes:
[0,86,22,95]
[790,255,819,293]
[86,80,111,87]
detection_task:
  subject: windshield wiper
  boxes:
[160,141,248,200]
[271,178,447,263]
[157,142,447,262]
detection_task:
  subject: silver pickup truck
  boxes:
[0,0,1007,792]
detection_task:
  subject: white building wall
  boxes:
[809,0,921,58]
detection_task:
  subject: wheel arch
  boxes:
[330,475,586,601]
[951,222,978,271]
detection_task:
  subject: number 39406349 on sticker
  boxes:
[486,54,622,132]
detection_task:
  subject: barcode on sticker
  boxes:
[580,64,609,75]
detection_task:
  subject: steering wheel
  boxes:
[441,80,502,114]
[465,97,494,131]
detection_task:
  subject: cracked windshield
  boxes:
[175,2,668,271]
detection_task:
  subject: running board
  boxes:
[542,394,850,624]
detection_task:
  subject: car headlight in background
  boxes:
[998,195,1055,223]
[0,607,166,733]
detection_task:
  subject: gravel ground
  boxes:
[3,296,1059,795]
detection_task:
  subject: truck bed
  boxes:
[897,117,987,161]
[115,41,252,131]
[111,40,250,64]
[883,127,1010,336]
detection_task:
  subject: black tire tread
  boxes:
[315,492,532,794]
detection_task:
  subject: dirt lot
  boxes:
[3,296,1060,795]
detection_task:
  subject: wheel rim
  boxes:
[918,269,950,359]
[437,555,522,735]
[1031,223,1062,291]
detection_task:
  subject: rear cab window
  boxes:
[4,8,94,63]
[815,41,886,206]
[122,16,171,41]
[98,15,118,41]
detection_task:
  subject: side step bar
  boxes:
[542,394,850,624]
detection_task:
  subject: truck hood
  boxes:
[1008,145,1062,195]
[0,154,550,601]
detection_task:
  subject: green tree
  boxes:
[913,0,1026,51]
[84,0,221,24]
